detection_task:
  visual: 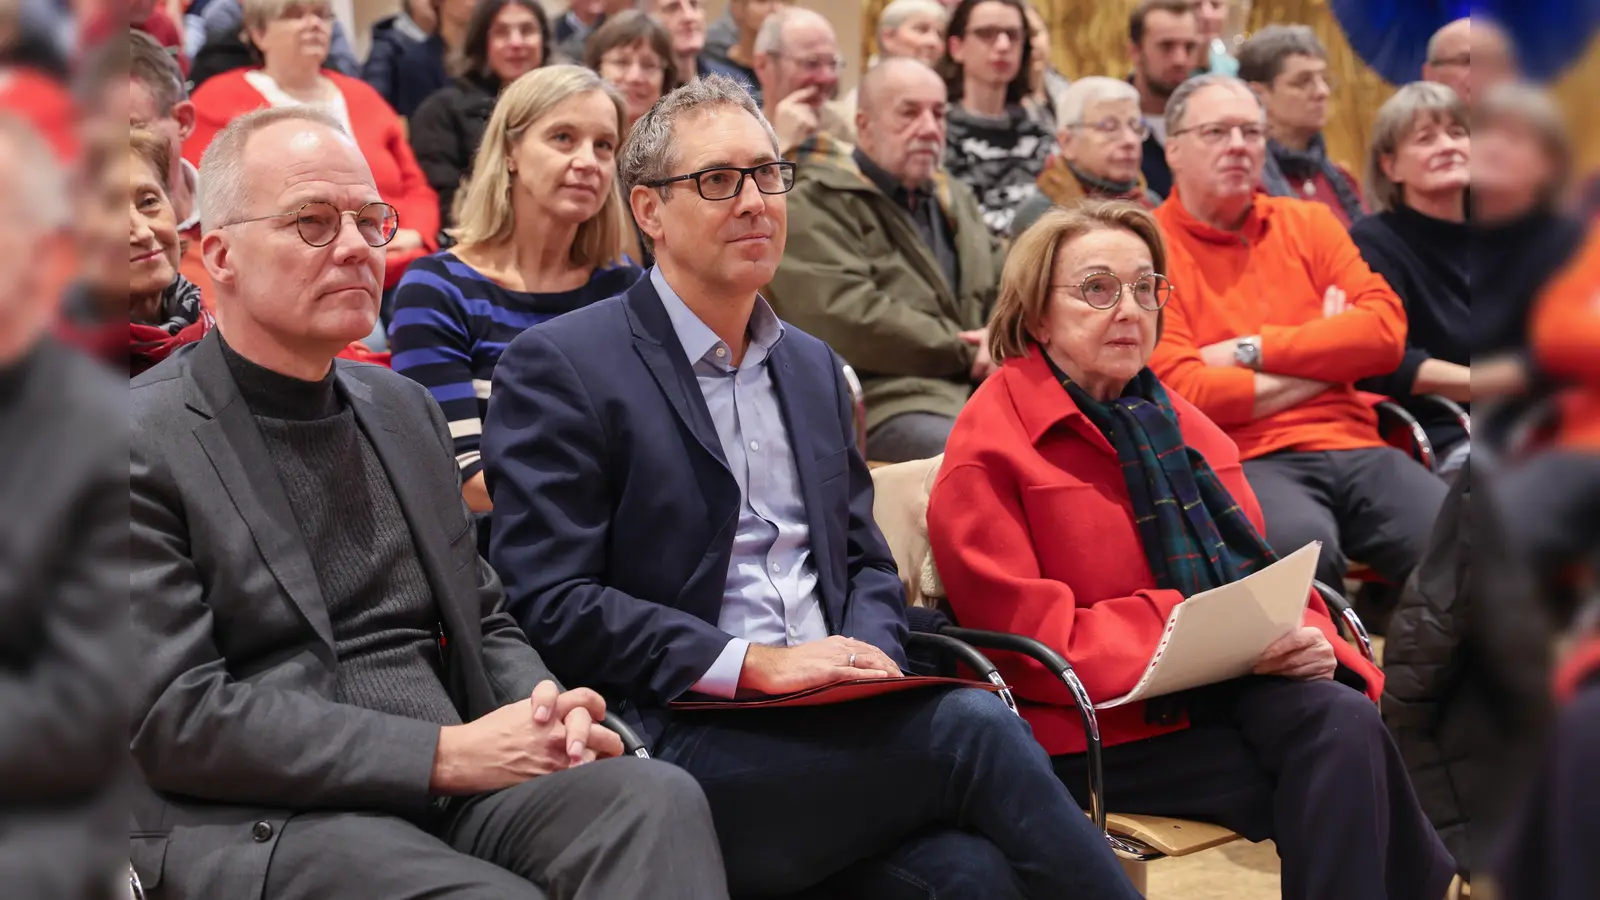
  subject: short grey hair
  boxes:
[1364,81,1467,213]
[242,0,328,33]
[1164,73,1262,136]
[0,114,69,230]
[197,106,351,231]
[1476,80,1574,204]
[618,75,779,252]
[1236,24,1327,85]
[755,6,828,57]
[1057,76,1140,126]
[877,0,945,38]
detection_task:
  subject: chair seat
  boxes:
[1105,813,1243,858]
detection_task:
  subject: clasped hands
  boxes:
[430,681,624,795]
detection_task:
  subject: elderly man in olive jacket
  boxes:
[765,58,1001,463]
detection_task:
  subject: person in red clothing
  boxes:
[182,0,439,293]
[128,127,211,375]
[1148,73,1448,590]
[928,202,1454,900]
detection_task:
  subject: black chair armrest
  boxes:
[1314,580,1376,664]
[1413,394,1471,437]
[602,713,651,759]
[904,631,1018,714]
[1374,399,1437,471]
[937,627,1107,834]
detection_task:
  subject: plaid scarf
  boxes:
[1050,359,1277,596]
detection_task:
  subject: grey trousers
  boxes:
[1493,450,1600,574]
[1242,447,1449,587]
[866,412,956,464]
[261,758,727,900]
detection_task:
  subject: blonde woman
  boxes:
[389,65,642,513]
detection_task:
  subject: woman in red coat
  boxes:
[928,202,1455,900]
[181,0,438,291]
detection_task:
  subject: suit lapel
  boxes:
[769,342,844,634]
[186,335,335,650]
[625,279,732,477]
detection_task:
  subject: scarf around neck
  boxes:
[1262,133,1364,224]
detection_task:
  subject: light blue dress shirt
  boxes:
[652,267,829,698]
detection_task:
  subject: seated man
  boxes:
[767,59,1000,464]
[129,107,726,900]
[753,6,851,155]
[1148,74,1449,590]
[482,76,1142,900]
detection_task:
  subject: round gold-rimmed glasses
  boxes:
[221,201,400,248]
[1054,272,1173,311]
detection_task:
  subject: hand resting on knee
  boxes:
[1253,626,1336,681]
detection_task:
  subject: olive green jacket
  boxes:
[766,137,1002,431]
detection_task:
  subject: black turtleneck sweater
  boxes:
[1468,208,1587,361]
[220,338,462,727]
[1350,204,1470,398]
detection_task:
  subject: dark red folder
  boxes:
[668,676,1001,710]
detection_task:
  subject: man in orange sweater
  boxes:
[1149,74,1448,589]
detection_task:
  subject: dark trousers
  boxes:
[260,758,727,900]
[1493,451,1600,576]
[1493,683,1600,900]
[1052,677,1456,900]
[652,686,1142,900]
[865,413,956,464]
[1243,447,1449,587]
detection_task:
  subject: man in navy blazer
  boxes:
[482,75,1141,900]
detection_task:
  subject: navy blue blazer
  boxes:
[482,275,909,746]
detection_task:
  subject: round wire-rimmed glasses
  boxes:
[1055,272,1174,311]
[222,201,400,248]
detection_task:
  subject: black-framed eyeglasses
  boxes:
[644,161,797,201]
[1070,117,1151,140]
[1054,272,1173,311]
[221,201,400,248]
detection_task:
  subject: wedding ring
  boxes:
[848,653,857,668]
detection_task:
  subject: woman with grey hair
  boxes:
[828,0,947,144]
[1012,76,1159,236]
[1348,82,1471,469]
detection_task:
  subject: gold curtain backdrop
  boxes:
[859,0,1600,173]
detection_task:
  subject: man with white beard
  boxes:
[765,58,1002,463]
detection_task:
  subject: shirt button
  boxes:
[714,346,727,358]
[771,562,781,573]
[251,821,274,842]
[749,440,760,451]
[787,624,798,637]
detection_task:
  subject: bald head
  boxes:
[754,6,841,109]
[1424,17,1514,104]
[855,57,946,191]
[859,56,943,116]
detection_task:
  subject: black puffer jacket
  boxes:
[1382,461,1553,874]
[407,72,500,238]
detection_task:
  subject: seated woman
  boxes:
[389,65,642,515]
[927,202,1456,900]
[410,0,548,233]
[585,11,678,133]
[183,0,438,292]
[1350,82,1471,472]
[128,127,211,376]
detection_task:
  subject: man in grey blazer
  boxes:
[128,106,727,900]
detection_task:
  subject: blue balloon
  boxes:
[1330,0,1600,84]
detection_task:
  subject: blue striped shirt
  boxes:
[388,251,644,479]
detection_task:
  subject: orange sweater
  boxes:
[1531,226,1600,450]
[1150,191,1407,460]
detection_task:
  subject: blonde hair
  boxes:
[988,200,1169,363]
[241,0,330,34]
[451,66,631,268]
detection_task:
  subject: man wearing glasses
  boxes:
[751,6,848,155]
[482,76,1143,900]
[1149,75,1448,600]
[129,107,728,900]
[1238,25,1367,228]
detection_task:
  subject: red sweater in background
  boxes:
[1150,191,1408,460]
[183,69,440,289]
[928,351,1384,755]
[1531,225,1600,450]
[0,68,78,161]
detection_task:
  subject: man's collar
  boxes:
[1164,186,1272,245]
[649,266,784,367]
[852,146,932,207]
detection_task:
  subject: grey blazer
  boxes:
[129,332,557,899]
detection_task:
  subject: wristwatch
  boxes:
[1233,337,1262,370]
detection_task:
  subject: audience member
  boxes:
[552,0,604,56]
[1239,25,1366,227]
[389,0,474,116]
[768,59,999,463]
[188,0,358,78]
[410,0,547,233]
[481,73,1145,900]
[391,66,641,515]
[1126,0,1200,198]
[0,113,126,900]
[1147,74,1448,590]
[704,0,785,106]
[1470,82,1585,408]
[129,128,210,376]
[0,0,75,160]
[1444,17,1519,105]
[128,30,212,300]
[829,0,946,143]
[1420,18,1471,103]
[586,10,679,130]
[184,0,440,290]
[753,7,845,155]
[939,0,1053,237]
[1013,76,1159,237]
[360,0,437,110]
[90,0,189,75]
[1194,0,1238,76]
[700,2,738,60]
[928,202,1455,900]
[130,106,725,900]
[553,0,633,62]
[645,0,714,80]
[1350,82,1471,470]
[1023,3,1068,130]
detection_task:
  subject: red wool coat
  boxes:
[183,69,439,290]
[927,352,1384,756]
